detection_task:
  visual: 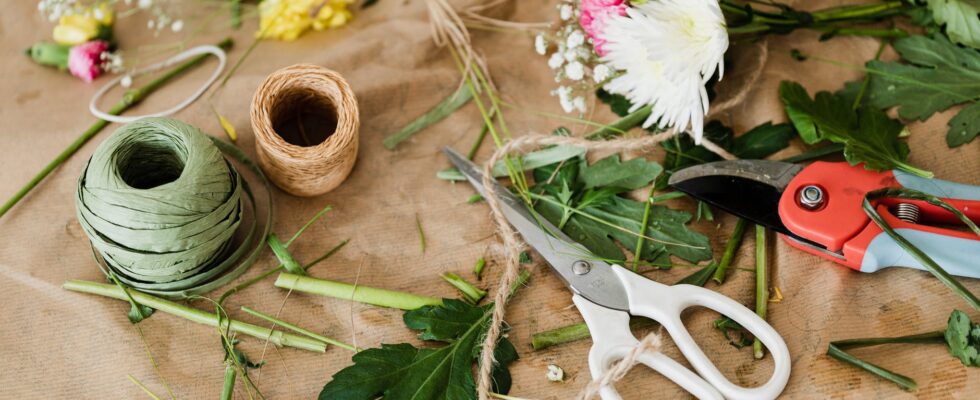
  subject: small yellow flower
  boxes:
[53,14,101,46]
[257,0,353,41]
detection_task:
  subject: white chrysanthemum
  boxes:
[600,0,728,143]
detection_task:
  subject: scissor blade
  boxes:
[668,160,803,237]
[443,147,629,311]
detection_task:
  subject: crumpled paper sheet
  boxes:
[1,0,978,398]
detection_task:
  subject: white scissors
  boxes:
[445,148,791,400]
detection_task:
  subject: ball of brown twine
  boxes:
[250,64,359,196]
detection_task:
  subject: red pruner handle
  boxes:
[779,162,980,275]
[844,171,980,277]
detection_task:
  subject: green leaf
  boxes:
[597,89,633,117]
[862,35,980,120]
[945,309,980,366]
[731,122,797,159]
[927,0,980,49]
[319,300,516,400]
[947,100,980,147]
[437,145,585,181]
[531,154,710,265]
[713,316,755,349]
[578,154,662,191]
[676,263,717,286]
[856,35,980,146]
[779,81,932,177]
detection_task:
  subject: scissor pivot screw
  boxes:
[799,185,824,210]
[572,261,591,275]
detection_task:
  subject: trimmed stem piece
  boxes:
[274,273,443,310]
[753,225,768,359]
[63,280,326,353]
[241,306,357,352]
[713,218,747,284]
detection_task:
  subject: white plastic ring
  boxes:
[89,45,227,123]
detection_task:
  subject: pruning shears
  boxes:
[444,149,791,400]
[669,160,980,277]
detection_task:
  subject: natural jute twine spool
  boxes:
[251,64,359,197]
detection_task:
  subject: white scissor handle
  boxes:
[610,264,791,400]
[573,295,724,400]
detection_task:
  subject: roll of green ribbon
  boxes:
[76,117,269,298]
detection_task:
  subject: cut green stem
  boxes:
[441,272,487,304]
[128,374,162,400]
[383,84,473,150]
[713,219,747,284]
[220,365,237,400]
[416,213,426,254]
[863,188,980,311]
[753,225,768,359]
[827,331,945,391]
[218,239,348,304]
[585,105,653,140]
[474,257,487,280]
[274,273,443,310]
[241,306,357,352]
[0,38,233,220]
[632,185,658,271]
[531,318,657,350]
[63,280,326,352]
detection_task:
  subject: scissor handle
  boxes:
[611,264,791,400]
[573,295,724,400]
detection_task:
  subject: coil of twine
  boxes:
[75,117,269,298]
[250,64,360,197]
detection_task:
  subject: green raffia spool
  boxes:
[75,117,269,298]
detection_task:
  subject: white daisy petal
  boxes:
[600,0,728,143]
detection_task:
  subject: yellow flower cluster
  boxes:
[257,0,354,41]
[53,3,113,46]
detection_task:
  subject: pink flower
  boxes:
[68,40,108,83]
[579,0,627,56]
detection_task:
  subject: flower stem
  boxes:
[753,225,768,359]
[863,188,980,311]
[827,331,944,392]
[274,273,444,310]
[63,279,326,353]
[441,272,488,304]
[585,105,652,140]
[240,306,357,352]
[474,257,487,280]
[712,218,747,284]
[531,318,657,350]
[217,239,348,304]
[0,38,234,220]
[220,365,237,400]
[632,185,658,271]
